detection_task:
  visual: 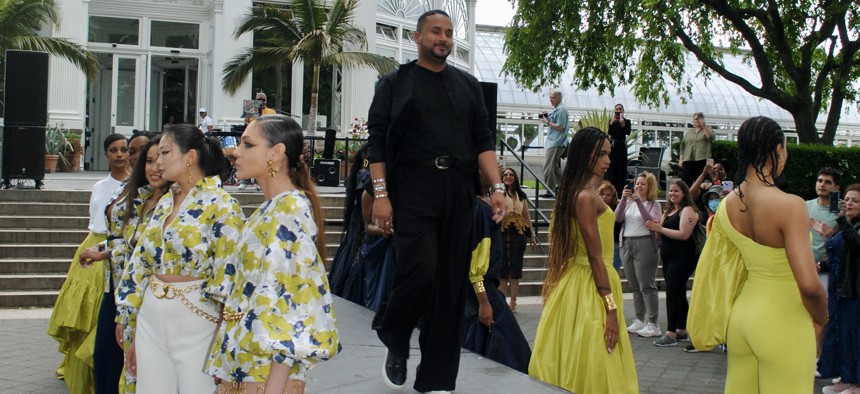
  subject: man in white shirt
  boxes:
[198,108,214,134]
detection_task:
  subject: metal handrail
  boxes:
[498,139,554,252]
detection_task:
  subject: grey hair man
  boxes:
[539,88,569,196]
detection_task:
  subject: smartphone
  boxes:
[706,158,714,167]
[614,112,621,119]
[830,191,841,213]
[722,180,733,192]
[626,180,634,190]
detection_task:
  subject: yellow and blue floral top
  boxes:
[101,182,129,293]
[207,190,340,382]
[115,176,245,326]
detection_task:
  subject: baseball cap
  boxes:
[199,107,207,113]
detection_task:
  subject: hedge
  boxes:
[669,140,860,200]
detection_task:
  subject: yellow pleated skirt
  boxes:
[47,232,107,393]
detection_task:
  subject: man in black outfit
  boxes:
[366,9,506,393]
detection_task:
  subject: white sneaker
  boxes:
[237,183,248,190]
[637,323,662,338]
[627,319,646,333]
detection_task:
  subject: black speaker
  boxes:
[3,50,49,126]
[479,82,498,133]
[322,128,337,159]
[2,126,46,180]
[312,158,340,187]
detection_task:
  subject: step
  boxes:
[0,290,59,308]
[0,215,90,229]
[0,244,79,259]
[0,274,67,291]
[0,202,89,216]
[0,259,72,274]
[0,229,89,244]
[0,189,91,203]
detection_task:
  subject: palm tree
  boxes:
[0,0,99,79]
[222,0,398,133]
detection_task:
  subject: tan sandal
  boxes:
[509,300,517,313]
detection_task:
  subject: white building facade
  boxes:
[43,0,475,170]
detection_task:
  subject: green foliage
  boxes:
[670,140,860,199]
[576,109,611,133]
[0,0,99,79]
[44,125,68,155]
[222,0,399,131]
[503,0,860,145]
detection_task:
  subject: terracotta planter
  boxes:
[60,153,82,172]
[44,154,60,173]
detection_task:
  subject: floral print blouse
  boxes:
[102,182,129,292]
[207,190,339,382]
[115,176,245,326]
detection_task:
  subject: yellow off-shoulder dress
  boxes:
[529,208,639,393]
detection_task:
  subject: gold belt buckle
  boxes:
[150,281,177,299]
[223,311,245,321]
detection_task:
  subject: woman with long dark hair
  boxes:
[48,133,129,392]
[207,115,339,394]
[646,180,699,347]
[690,116,826,392]
[499,167,536,312]
[529,127,638,393]
[116,124,245,392]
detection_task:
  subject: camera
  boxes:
[830,190,841,213]
[539,112,549,119]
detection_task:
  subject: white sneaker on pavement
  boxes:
[636,323,662,338]
[627,319,646,334]
[237,183,248,190]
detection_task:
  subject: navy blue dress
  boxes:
[329,170,369,305]
[818,232,844,378]
[463,198,532,373]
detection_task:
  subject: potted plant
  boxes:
[44,126,67,173]
[60,131,83,172]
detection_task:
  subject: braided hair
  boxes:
[733,116,785,211]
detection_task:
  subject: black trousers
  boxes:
[681,159,706,189]
[662,251,697,332]
[93,287,123,394]
[607,139,628,195]
[373,165,475,392]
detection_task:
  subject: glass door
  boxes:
[111,56,141,136]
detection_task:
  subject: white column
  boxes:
[467,0,476,73]
[208,0,253,124]
[291,59,304,127]
[339,0,377,135]
[49,0,90,131]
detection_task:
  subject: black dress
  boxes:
[607,119,632,194]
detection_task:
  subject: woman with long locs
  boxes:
[529,127,638,393]
[207,115,340,394]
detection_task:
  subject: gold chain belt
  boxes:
[149,280,219,323]
[222,311,245,321]
[217,380,303,394]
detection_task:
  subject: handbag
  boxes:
[688,204,748,351]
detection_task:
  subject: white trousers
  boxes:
[136,279,218,393]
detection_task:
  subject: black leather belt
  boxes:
[402,156,475,171]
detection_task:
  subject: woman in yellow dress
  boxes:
[208,115,340,393]
[528,127,638,393]
[690,116,827,392]
[48,134,129,393]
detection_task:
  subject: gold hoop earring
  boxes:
[267,159,279,178]
[185,162,192,186]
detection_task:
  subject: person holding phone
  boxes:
[606,103,631,194]
[614,172,662,338]
[690,158,729,204]
[680,112,714,187]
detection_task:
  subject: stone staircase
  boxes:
[0,189,688,308]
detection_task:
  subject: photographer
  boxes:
[539,89,569,196]
[607,103,632,194]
